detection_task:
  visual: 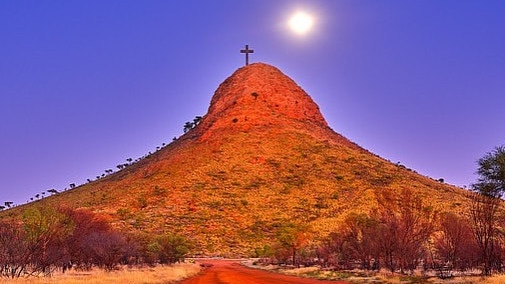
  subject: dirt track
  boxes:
[179,260,349,284]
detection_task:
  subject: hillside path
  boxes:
[179,259,349,284]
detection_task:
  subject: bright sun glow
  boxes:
[288,11,314,35]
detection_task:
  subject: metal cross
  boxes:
[240,45,254,66]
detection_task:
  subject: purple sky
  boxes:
[1,1,504,205]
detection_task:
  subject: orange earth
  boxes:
[179,260,349,284]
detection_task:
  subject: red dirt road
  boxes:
[179,260,349,284]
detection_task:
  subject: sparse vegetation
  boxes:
[0,206,191,279]
[0,263,200,283]
[183,115,202,133]
[2,64,498,283]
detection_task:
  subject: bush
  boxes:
[149,234,191,264]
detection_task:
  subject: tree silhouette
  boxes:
[183,121,193,133]
[193,116,202,125]
[183,116,202,133]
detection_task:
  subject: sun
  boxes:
[288,11,314,35]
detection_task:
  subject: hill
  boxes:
[1,63,471,256]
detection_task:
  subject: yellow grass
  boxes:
[462,274,505,284]
[0,263,200,284]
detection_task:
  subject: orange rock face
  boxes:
[198,63,328,139]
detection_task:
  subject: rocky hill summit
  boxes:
[2,62,470,257]
[197,63,327,138]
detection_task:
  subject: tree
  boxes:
[60,208,112,269]
[149,234,190,264]
[470,146,505,275]
[183,121,194,133]
[22,207,75,276]
[0,221,30,278]
[341,213,379,270]
[193,116,202,126]
[434,212,478,271]
[374,188,436,273]
[81,231,128,271]
[276,223,311,267]
[470,190,501,275]
[475,145,505,197]
[183,116,202,134]
[317,232,345,268]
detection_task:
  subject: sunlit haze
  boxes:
[288,11,314,35]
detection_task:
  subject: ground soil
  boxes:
[179,259,349,284]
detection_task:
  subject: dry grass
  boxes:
[0,263,200,284]
[255,264,505,284]
[458,274,505,284]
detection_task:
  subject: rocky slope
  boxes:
[2,63,471,256]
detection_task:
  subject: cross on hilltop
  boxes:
[240,45,254,66]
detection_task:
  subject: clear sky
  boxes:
[1,0,504,205]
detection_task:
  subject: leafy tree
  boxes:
[22,207,75,275]
[374,188,436,273]
[341,213,380,270]
[475,146,505,197]
[276,223,311,266]
[470,190,501,275]
[434,212,479,271]
[470,146,505,275]
[317,232,345,268]
[0,221,30,278]
[59,208,112,269]
[149,234,190,264]
[81,231,128,271]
